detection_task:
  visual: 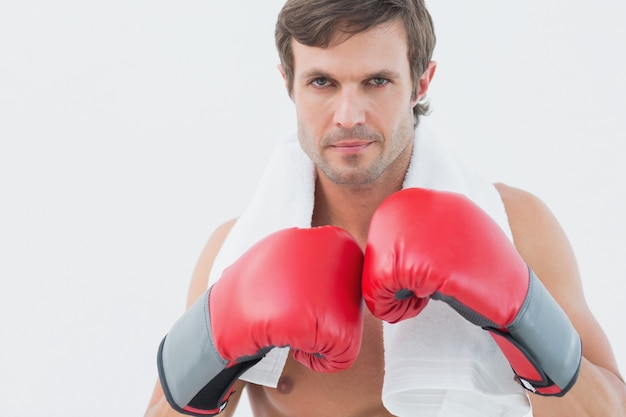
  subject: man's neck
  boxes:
[311,158,410,249]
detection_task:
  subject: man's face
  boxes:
[285,20,427,186]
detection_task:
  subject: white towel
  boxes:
[207,121,532,416]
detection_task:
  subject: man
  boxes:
[145,0,625,416]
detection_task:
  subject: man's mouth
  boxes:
[330,140,373,152]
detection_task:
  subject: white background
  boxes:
[1,1,625,416]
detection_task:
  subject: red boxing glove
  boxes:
[362,188,581,396]
[158,226,364,416]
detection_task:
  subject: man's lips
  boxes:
[330,141,373,152]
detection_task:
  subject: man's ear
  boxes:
[278,64,287,82]
[277,64,294,100]
[413,61,437,105]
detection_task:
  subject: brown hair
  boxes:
[275,0,436,121]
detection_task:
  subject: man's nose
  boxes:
[333,89,366,129]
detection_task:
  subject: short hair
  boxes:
[275,0,436,121]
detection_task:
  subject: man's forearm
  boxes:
[145,395,190,417]
[530,357,626,416]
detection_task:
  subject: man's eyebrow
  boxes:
[298,69,333,81]
[297,69,402,81]
[366,69,401,80]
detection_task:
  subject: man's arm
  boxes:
[144,219,247,417]
[495,183,626,416]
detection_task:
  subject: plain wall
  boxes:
[1,1,624,415]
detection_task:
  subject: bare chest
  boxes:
[246,311,393,417]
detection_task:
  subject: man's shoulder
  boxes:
[202,218,239,268]
[492,182,579,289]
[213,218,239,243]
[493,182,550,228]
[186,218,239,307]
[494,182,540,207]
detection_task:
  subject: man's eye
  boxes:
[369,77,389,86]
[311,77,330,87]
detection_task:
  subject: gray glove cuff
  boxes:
[504,269,582,395]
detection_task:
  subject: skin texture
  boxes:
[145,19,625,417]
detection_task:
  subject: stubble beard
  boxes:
[298,121,415,186]
[320,152,386,185]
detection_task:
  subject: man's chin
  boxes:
[322,167,384,186]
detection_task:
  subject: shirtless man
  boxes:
[145,1,626,416]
